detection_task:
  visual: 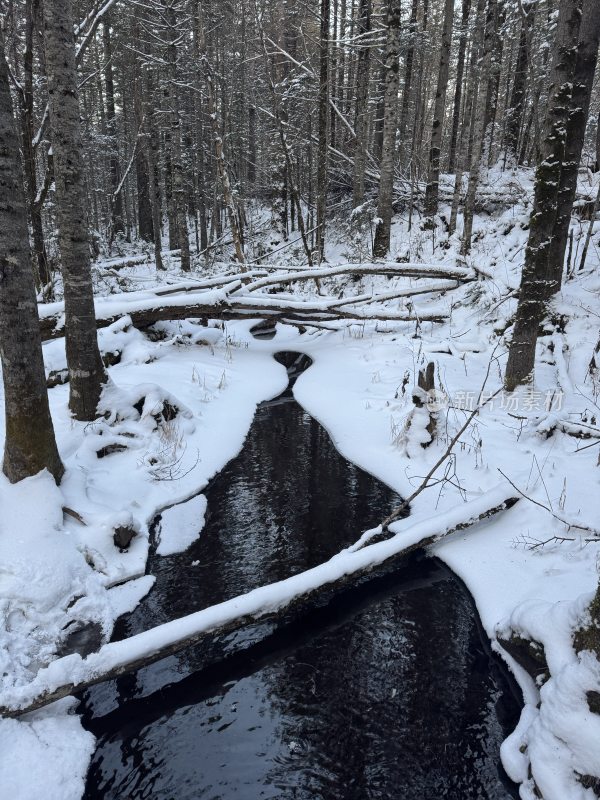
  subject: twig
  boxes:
[381,345,504,530]
[498,469,600,537]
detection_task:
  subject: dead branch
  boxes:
[497,468,600,538]
[380,346,504,531]
[242,263,475,293]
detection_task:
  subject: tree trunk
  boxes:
[103,19,125,240]
[504,0,585,391]
[483,0,506,164]
[424,0,455,219]
[164,3,190,272]
[460,0,494,254]
[504,0,536,162]
[596,108,600,171]
[352,0,372,208]
[144,72,164,271]
[42,0,106,421]
[0,484,517,717]
[447,0,472,173]
[372,0,402,258]
[20,0,51,289]
[316,0,330,262]
[398,0,419,171]
[197,2,246,267]
[545,0,600,296]
[133,10,153,244]
[0,32,63,483]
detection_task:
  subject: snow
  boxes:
[3,176,600,797]
[0,698,94,800]
[156,493,207,556]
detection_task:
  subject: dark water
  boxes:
[82,353,521,800]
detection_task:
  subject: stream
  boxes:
[81,352,521,799]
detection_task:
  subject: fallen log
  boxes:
[0,483,518,717]
[39,289,452,340]
[39,263,472,339]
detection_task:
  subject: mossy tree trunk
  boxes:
[0,32,63,483]
[43,0,107,421]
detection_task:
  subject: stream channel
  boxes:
[81,351,522,800]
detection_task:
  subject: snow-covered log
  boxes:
[39,263,471,340]
[0,483,517,717]
[242,262,476,292]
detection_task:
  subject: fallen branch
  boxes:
[498,468,600,538]
[0,483,518,717]
[242,262,476,293]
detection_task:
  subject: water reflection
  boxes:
[82,352,521,799]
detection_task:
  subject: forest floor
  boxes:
[1,171,600,799]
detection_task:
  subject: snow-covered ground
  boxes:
[2,175,600,798]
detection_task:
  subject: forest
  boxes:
[0,0,600,798]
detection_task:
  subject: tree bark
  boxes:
[20,0,51,289]
[164,1,190,272]
[461,0,494,254]
[424,0,455,219]
[315,0,331,262]
[372,0,402,258]
[351,0,372,208]
[197,2,246,267]
[504,0,536,162]
[144,71,164,271]
[545,0,600,296]
[102,18,125,240]
[0,32,63,483]
[447,0,472,173]
[133,10,153,243]
[505,0,585,391]
[42,0,107,421]
[398,0,419,171]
